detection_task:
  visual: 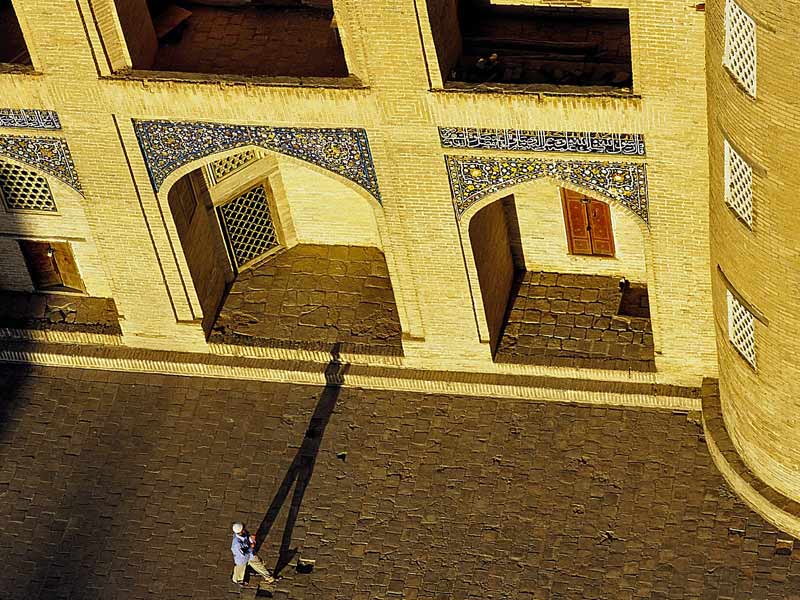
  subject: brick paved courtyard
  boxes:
[0,290,120,336]
[0,363,799,600]
[496,272,655,371]
[211,245,403,355]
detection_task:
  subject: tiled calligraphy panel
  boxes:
[440,127,645,156]
[0,109,61,130]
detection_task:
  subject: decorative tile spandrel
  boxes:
[0,109,61,130]
[439,127,645,156]
[0,135,82,194]
[133,120,381,203]
[446,155,649,225]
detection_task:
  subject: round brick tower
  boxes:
[707,0,800,532]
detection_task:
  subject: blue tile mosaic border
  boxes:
[0,109,61,130]
[446,155,649,225]
[439,127,645,156]
[0,135,82,195]
[133,120,382,203]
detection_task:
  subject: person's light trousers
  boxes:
[232,555,273,583]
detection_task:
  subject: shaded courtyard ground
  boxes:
[0,290,121,336]
[496,272,655,371]
[0,364,798,599]
[211,245,403,356]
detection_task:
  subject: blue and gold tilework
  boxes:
[0,109,61,130]
[0,135,81,194]
[439,127,645,156]
[133,120,381,203]
[446,155,649,225]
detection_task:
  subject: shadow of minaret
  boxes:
[254,342,348,576]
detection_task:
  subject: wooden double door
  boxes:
[561,188,615,257]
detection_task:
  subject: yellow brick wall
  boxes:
[468,198,515,352]
[275,156,383,249]
[486,178,649,283]
[108,0,155,69]
[168,172,230,334]
[707,0,800,505]
[0,237,33,290]
[0,0,715,381]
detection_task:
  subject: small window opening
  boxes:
[18,241,86,293]
[0,0,32,67]
[427,0,632,91]
[561,188,615,257]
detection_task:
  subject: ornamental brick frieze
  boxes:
[133,120,382,203]
[446,155,649,225]
[439,127,645,156]
[0,109,61,130]
[0,135,82,194]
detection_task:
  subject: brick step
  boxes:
[0,338,702,412]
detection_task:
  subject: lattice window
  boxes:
[723,139,753,227]
[205,149,262,185]
[0,160,56,212]
[723,0,757,97]
[727,289,756,368]
[218,184,279,268]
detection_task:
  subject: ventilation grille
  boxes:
[727,289,756,368]
[723,0,757,97]
[0,161,57,212]
[206,149,261,185]
[218,185,279,268]
[723,140,753,227]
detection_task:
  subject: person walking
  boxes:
[231,522,275,586]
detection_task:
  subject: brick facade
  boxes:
[12,0,795,525]
[707,0,800,512]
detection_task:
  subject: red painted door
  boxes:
[561,189,592,255]
[587,199,615,257]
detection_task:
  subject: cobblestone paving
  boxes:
[0,290,121,335]
[153,5,348,78]
[496,272,655,371]
[1,364,798,600]
[211,245,403,355]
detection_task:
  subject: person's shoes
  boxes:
[261,574,275,583]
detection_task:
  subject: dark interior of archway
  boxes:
[428,0,632,89]
[0,0,32,66]
[116,0,348,78]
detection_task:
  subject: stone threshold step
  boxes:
[0,339,702,410]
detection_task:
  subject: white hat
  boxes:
[232,522,244,534]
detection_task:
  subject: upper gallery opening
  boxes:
[0,0,32,68]
[113,0,349,79]
[426,0,633,92]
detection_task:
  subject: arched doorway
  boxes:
[463,177,655,370]
[163,147,404,356]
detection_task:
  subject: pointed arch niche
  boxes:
[153,143,404,356]
[449,157,657,362]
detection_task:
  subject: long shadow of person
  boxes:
[253,343,349,576]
